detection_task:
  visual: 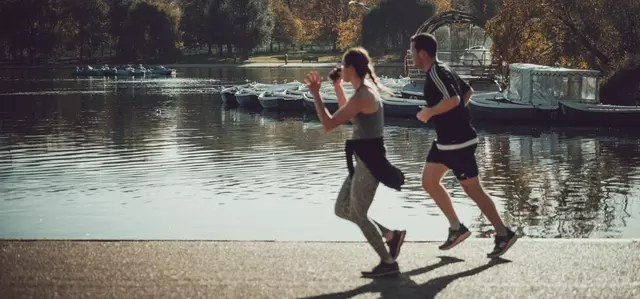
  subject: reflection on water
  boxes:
[0,69,639,241]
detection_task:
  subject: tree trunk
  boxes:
[242,48,250,61]
[270,43,273,53]
[218,44,223,57]
[28,48,35,65]
[227,44,233,58]
[208,43,212,54]
[88,42,93,59]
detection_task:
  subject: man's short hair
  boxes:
[410,33,437,58]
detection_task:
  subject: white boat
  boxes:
[236,81,304,110]
[221,83,254,107]
[467,63,563,123]
[258,89,305,111]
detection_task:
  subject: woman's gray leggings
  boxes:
[335,156,392,261]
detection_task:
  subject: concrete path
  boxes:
[1,239,639,298]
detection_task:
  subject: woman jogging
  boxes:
[304,47,407,278]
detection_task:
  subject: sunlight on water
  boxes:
[0,68,639,241]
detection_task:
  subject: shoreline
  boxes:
[0,61,404,70]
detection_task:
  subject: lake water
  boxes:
[1,67,639,241]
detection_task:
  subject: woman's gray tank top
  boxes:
[351,85,384,140]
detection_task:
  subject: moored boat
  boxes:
[380,96,424,118]
[542,64,640,126]
[468,92,558,123]
[559,100,640,126]
[235,88,263,111]
[236,81,303,111]
[149,66,177,76]
[258,90,305,112]
[302,92,340,113]
[400,81,424,100]
[71,65,104,77]
[221,84,253,107]
[465,63,567,123]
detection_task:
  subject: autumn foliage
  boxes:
[486,0,640,73]
[292,0,376,50]
[271,0,303,46]
[433,0,452,13]
[486,0,640,104]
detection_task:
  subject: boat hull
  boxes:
[259,96,304,112]
[237,93,263,111]
[72,70,103,77]
[382,98,423,118]
[221,91,239,107]
[559,100,640,126]
[468,95,559,124]
[302,94,339,113]
[149,70,176,76]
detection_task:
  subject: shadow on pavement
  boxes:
[300,256,511,299]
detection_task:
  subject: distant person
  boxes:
[303,47,406,278]
[409,33,518,258]
[284,53,288,65]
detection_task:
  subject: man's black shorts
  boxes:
[426,141,479,181]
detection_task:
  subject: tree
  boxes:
[227,0,274,60]
[485,0,561,67]
[465,0,502,27]
[205,0,234,57]
[361,0,436,55]
[335,0,378,50]
[179,0,209,51]
[0,0,64,64]
[486,0,640,71]
[270,0,302,50]
[117,0,181,62]
[337,18,362,50]
[485,0,640,104]
[109,0,133,59]
[309,0,376,50]
[65,0,110,59]
[433,0,452,13]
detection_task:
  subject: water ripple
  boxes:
[0,74,639,241]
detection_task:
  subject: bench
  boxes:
[301,56,319,63]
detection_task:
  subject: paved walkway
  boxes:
[1,239,639,298]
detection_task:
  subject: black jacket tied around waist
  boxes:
[344,137,405,191]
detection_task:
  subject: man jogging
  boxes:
[410,33,518,258]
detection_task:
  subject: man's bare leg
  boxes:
[459,176,518,258]
[422,162,472,250]
[459,176,507,236]
[422,162,460,229]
